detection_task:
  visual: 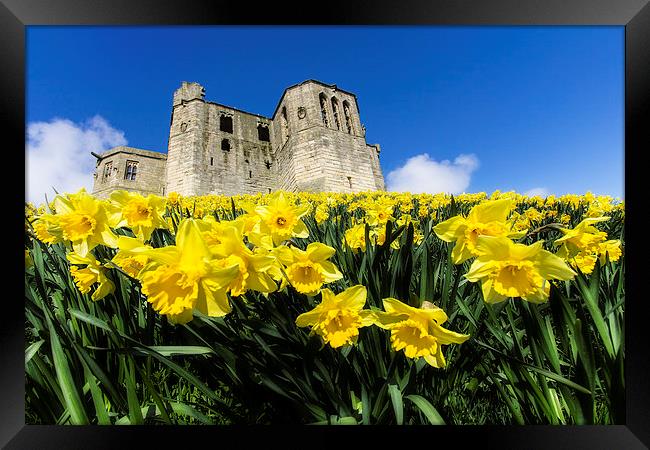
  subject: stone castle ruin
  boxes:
[92,80,385,198]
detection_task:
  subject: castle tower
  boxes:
[271,80,385,193]
[165,82,207,196]
[165,81,276,196]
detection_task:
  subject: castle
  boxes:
[91,80,385,198]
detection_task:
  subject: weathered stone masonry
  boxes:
[92,80,385,198]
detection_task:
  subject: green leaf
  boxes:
[388,384,403,425]
[124,358,144,425]
[311,415,358,425]
[169,402,214,425]
[44,313,89,425]
[25,340,45,366]
[83,364,111,425]
[145,346,214,357]
[69,308,112,332]
[405,395,445,425]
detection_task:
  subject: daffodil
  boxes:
[553,216,622,273]
[554,217,609,254]
[67,251,115,301]
[207,224,278,296]
[433,199,526,264]
[127,218,241,324]
[165,191,181,206]
[465,235,576,303]
[255,191,310,245]
[372,298,469,368]
[343,223,368,252]
[285,242,343,295]
[32,213,63,244]
[598,240,622,265]
[365,202,393,227]
[52,189,118,257]
[108,190,168,241]
[295,285,374,348]
[314,203,330,224]
[111,236,152,279]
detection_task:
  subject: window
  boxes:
[220,114,233,133]
[343,101,354,134]
[210,157,214,166]
[281,107,289,141]
[347,176,353,189]
[102,161,113,182]
[257,124,270,142]
[125,161,138,181]
[331,97,341,130]
[319,93,329,127]
[221,139,231,151]
[265,160,272,170]
[249,170,252,178]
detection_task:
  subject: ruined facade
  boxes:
[92,80,385,198]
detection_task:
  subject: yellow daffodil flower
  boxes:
[295,285,375,348]
[67,251,115,301]
[52,189,118,257]
[344,223,368,252]
[372,298,469,368]
[365,202,394,227]
[111,236,152,279]
[108,190,168,241]
[32,213,63,244]
[553,216,621,273]
[314,203,330,224]
[285,242,343,295]
[255,191,310,245]
[208,224,278,296]
[433,199,526,264]
[127,218,241,324]
[465,235,576,303]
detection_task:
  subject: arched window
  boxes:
[221,138,231,151]
[102,161,113,182]
[257,124,270,142]
[220,114,233,133]
[343,100,354,134]
[281,107,289,141]
[319,93,329,127]
[125,161,138,181]
[331,97,341,130]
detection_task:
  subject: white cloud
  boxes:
[523,187,550,197]
[386,153,479,194]
[26,115,127,205]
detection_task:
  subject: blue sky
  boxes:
[26,26,624,201]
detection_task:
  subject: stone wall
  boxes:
[273,81,382,193]
[94,80,386,199]
[197,103,275,196]
[166,82,277,196]
[92,147,167,199]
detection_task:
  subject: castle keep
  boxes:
[92,80,385,198]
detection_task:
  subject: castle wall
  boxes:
[94,80,386,199]
[273,82,381,193]
[92,147,166,199]
[367,144,386,190]
[166,82,277,196]
[197,104,275,196]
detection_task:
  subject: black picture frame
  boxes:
[6,0,649,447]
